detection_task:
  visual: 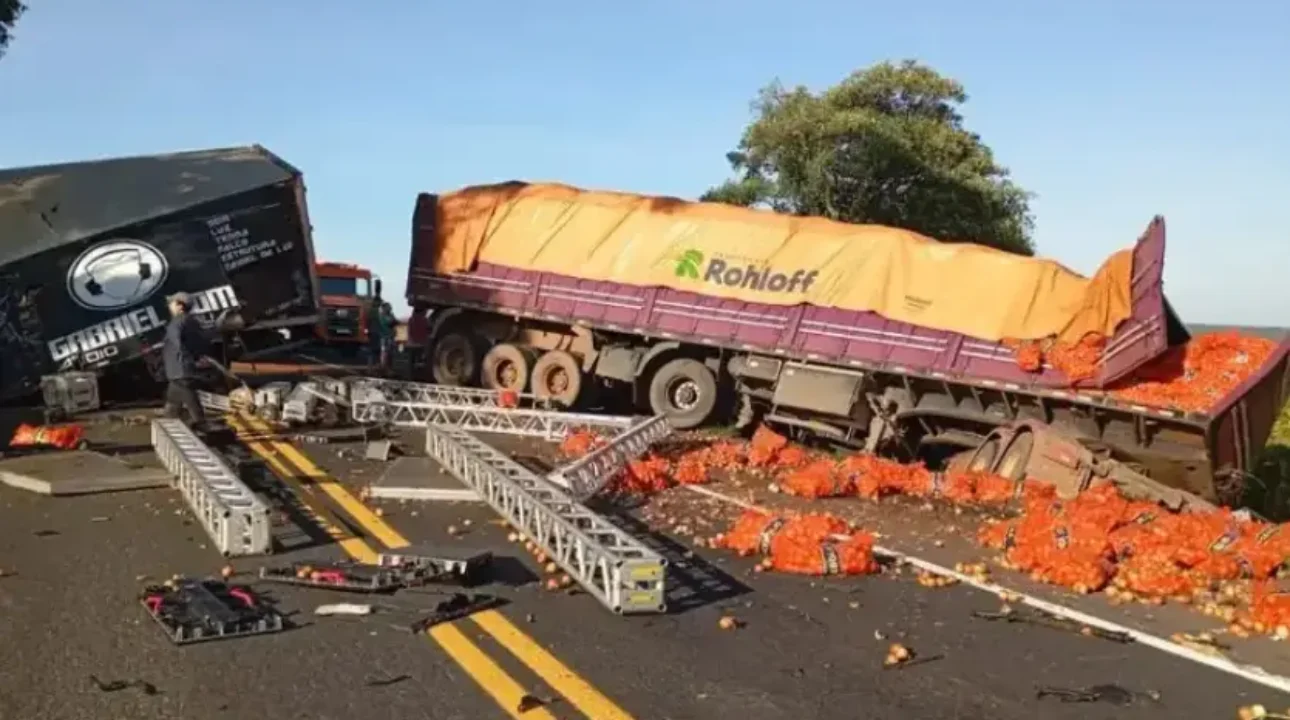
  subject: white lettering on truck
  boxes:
[48,284,240,367]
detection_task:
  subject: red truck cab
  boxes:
[315,262,381,345]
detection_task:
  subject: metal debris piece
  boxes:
[973,608,1132,644]
[89,675,159,696]
[1036,684,1159,706]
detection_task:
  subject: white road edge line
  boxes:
[682,484,1290,696]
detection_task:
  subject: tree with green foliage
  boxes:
[1,0,25,58]
[703,60,1035,255]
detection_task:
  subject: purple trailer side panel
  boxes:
[1206,338,1290,478]
[1097,217,1170,387]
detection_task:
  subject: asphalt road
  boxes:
[1,421,1286,720]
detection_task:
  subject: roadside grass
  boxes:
[1253,401,1290,518]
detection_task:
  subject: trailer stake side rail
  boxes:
[547,414,673,499]
[352,398,635,440]
[151,419,273,556]
[258,563,419,593]
[423,425,667,614]
[351,378,550,408]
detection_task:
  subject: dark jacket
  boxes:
[163,313,209,381]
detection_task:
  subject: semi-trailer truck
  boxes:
[404,182,1290,508]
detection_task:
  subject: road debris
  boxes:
[973,606,1133,643]
[1170,632,1230,657]
[717,615,742,630]
[882,643,913,668]
[364,674,411,688]
[1035,683,1158,705]
[89,675,159,696]
[406,593,504,634]
[516,694,548,713]
[314,603,373,617]
[1236,704,1290,719]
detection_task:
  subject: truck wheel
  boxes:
[481,344,534,393]
[996,431,1034,481]
[431,332,481,386]
[531,350,582,407]
[967,437,1001,473]
[648,358,718,429]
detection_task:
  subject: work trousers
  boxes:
[165,378,208,428]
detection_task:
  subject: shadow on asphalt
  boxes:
[482,555,541,588]
[218,446,363,555]
[607,511,752,614]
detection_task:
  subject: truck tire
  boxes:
[531,350,582,407]
[648,358,718,429]
[967,437,1001,473]
[481,343,534,393]
[996,431,1034,481]
[431,332,482,386]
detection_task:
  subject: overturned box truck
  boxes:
[0,146,321,404]
[405,183,1290,510]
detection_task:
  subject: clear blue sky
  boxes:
[2,0,1286,324]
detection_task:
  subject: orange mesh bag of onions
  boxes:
[608,455,672,495]
[560,429,607,458]
[671,453,710,485]
[780,459,854,498]
[747,426,788,467]
[716,510,791,557]
[765,514,879,576]
[1246,582,1290,632]
[1235,523,1290,579]
[842,455,932,499]
[1109,332,1277,413]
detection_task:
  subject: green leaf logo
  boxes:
[674,249,703,279]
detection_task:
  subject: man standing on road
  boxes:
[162,292,210,430]
[378,302,397,372]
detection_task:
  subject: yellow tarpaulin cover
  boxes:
[428,182,1133,343]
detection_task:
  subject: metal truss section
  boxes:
[350,378,549,409]
[424,425,667,615]
[352,399,636,440]
[151,419,273,556]
[282,382,319,424]
[547,414,673,500]
[198,391,231,413]
[301,376,353,406]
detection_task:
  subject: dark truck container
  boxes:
[405,190,1290,507]
[0,146,322,403]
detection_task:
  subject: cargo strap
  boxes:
[1258,525,1281,544]
[757,518,787,555]
[1003,524,1018,551]
[1210,528,1240,553]
[1053,526,1071,550]
[1130,510,1157,525]
[819,541,842,576]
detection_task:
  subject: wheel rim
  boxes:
[969,438,1000,473]
[438,339,469,380]
[997,432,1034,480]
[496,359,519,388]
[668,378,701,411]
[545,366,569,395]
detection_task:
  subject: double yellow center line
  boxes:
[228,413,633,720]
